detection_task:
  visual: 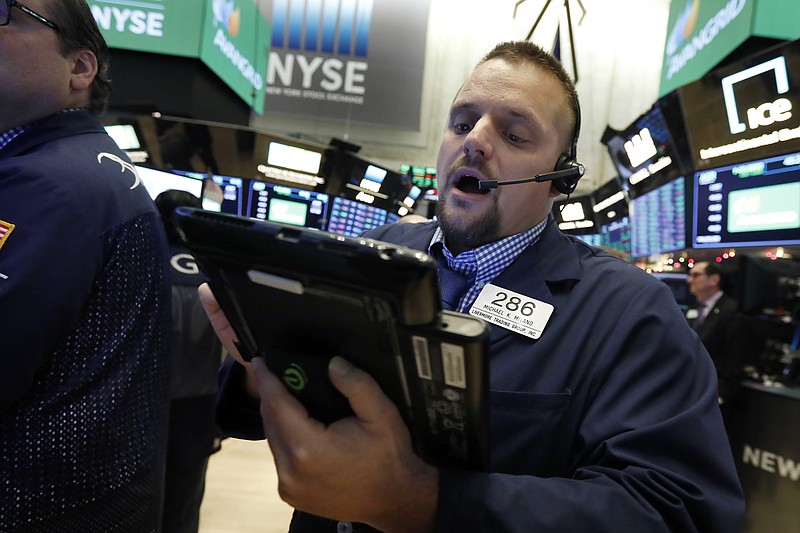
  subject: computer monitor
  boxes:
[258,138,327,189]
[175,170,249,216]
[577,218,633,256]
[245,181,330,231]
[692,151,800,249]
[326,196,399,237]
[630,176,687,258]
[105,124,141,150]
[401,164,438,201]
[737,255,800,317]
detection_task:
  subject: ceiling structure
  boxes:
[250,0,674,197]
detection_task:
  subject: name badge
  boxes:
[469,283,554,339]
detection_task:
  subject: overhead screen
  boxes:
[693,150,800,248]
[553,195,597,235]
[603,92,691,197]
[630,176,687,258]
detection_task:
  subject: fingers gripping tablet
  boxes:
[174,207,490,470]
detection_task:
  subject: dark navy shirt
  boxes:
[217,219,745,532]
[0,110,171,532]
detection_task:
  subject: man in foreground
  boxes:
[201,41,745,532]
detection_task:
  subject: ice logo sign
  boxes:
[721,56,792,135]
[212,0,240,37]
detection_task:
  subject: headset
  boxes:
[550,100,584,195]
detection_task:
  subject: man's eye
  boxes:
[454,123,472,133]
[507,133,523,143]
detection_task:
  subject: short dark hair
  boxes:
[155,190,202,244]
[478,41,580,154]
[44,0,112,114]
[701,261,721,277]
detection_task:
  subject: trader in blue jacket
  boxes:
[0,1,171,530]
[201,41,745,532]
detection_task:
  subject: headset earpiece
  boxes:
[552,101,584,196]
[552,153,581,195]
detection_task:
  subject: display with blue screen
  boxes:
[693,151,800,249]
[578,217,632,257]
[327,197,399,237]
[630,176,687,258]
[176,170,248,216]
[246,181,330,230]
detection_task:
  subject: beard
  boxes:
[436,191,501,252]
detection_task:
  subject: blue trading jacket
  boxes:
[0,110,171,532]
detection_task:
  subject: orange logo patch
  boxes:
[0,220,16,252]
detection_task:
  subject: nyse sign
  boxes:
[267,54,368,103]
[91,3,164,37]
[261,0,431,130]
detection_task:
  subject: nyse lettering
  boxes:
[268,52,368,96]
[91,6,164,37]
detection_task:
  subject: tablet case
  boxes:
[173,208,490,470]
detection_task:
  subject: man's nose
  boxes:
[463,118,494,160]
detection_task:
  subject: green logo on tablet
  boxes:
[283,364,307,392]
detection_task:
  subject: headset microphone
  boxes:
[477,163,585,190]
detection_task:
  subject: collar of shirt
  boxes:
[699,290,724,319]
[0,108,86,152]
[428,217,548,313]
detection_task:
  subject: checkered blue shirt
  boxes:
[0,126,27,152]
[428,217,548,313]
[1,109,85,152]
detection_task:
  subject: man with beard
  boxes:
[201,41,745,532]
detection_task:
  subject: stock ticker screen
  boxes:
[630,176,687,258]
[327,196,399,237]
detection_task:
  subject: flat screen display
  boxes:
[553,195,597,235]
[578,217,633,257]
[630,176,687,258]
[105,124,141,150]
[176,170,248,216]
[602,92,690,196]
[692,151,800,248]
[246,181,330,231]
[266,141,323,175]
[327,196,399,237]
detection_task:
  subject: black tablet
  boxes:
[173,207,490,470]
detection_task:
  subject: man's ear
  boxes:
[69,50,98,91]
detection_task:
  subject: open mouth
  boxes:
[455,175,489,194]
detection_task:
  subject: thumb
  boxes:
[328,356,402,425]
